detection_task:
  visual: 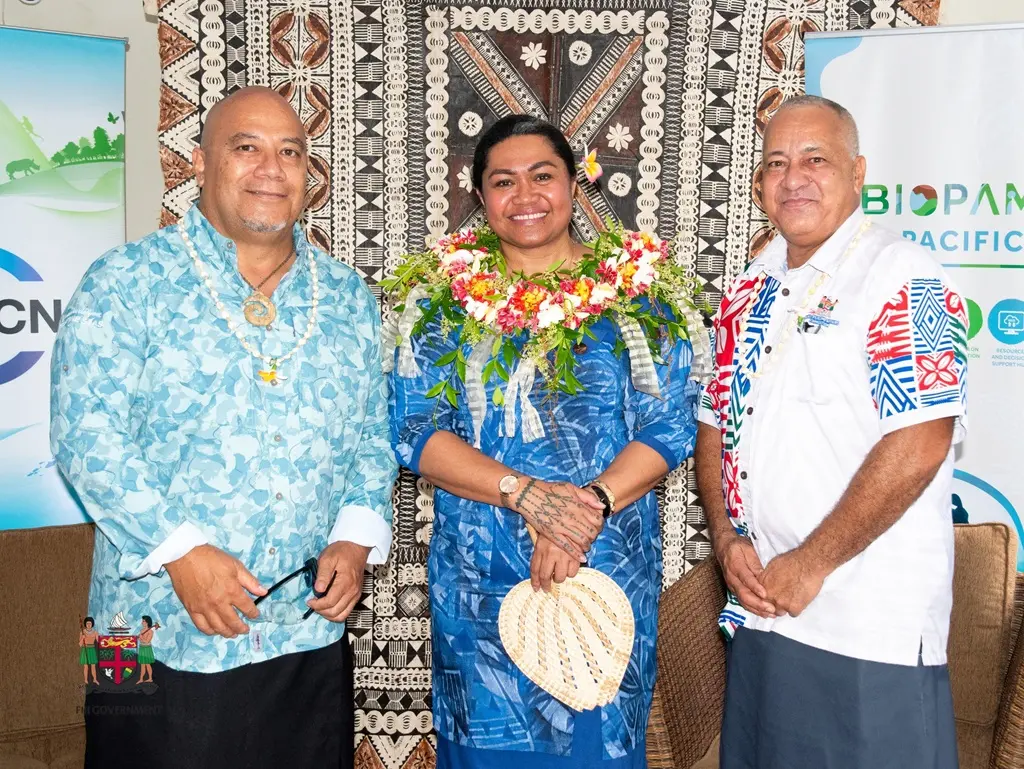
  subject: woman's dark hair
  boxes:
[84,616,95,628]
[142,615,153,629]
[471,114,576,191]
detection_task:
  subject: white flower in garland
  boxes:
[466,296,500,324]
[440,247,487,276]
[521,42,547,70]
[590,282,618,305]
[382,224,708,403]
[536,296,567,329]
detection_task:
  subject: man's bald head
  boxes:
[199,87,305,151]
[192,87,309,242]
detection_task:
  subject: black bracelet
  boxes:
[588,484,613,519]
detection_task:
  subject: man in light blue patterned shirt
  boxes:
[51,87,396,769]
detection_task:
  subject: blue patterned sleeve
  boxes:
[50,248,191,579]
[328,279,399,563]
[387,312,460,475]
[625,330,699,471]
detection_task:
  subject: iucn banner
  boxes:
[806,24,1024,570]
[0,28,126,529]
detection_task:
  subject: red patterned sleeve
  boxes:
[865,278,968,439]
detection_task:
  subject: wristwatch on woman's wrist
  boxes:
[499,474,522,508]
[588,480,616,519]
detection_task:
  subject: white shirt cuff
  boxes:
[131,521,209,579]
[328,505,394,565]
[879,403,967,444]
[697,404,719,428]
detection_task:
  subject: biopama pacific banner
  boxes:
[807,24,1024,570]
[0,28,126,529]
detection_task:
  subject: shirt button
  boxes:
[781,288,790,297]
[764,345,773,354]
[746,407,753,415]
[274,434,282,442]
[268,547,276,555]
[275,492,283,501]
[740,471,748,480]
[62,365,69,373]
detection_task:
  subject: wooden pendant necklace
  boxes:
[241,250,294,327]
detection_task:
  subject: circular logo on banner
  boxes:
[953,470,1024,571]
[0,247,48,385]
[987,298,1024,345]
[910,184,938,216]
[965,298,984,340]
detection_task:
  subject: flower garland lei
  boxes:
[380,221,708,428]
[381,222,710,414]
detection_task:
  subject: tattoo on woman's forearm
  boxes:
[514,478,537,510]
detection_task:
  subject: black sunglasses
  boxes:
[253,557,336,620]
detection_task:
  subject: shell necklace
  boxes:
[178,222,319,386]
[735,218,871,381]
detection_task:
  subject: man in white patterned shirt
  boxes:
[697,95,966,768]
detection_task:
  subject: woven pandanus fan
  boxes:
[499,528,635,711]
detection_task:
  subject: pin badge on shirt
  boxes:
[798,296,840,334]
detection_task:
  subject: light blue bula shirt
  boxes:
[50,204,397,673]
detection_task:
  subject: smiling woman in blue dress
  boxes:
[386,115,706,769]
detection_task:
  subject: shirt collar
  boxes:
[181,203,312,276]
[753,208,866,282]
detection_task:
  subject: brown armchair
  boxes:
[0,524,94,769]
[647,523,1024,769]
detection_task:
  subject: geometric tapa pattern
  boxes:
[431,6,670,242]
[155,1,938,767]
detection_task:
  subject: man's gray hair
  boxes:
[769,94,860,157]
